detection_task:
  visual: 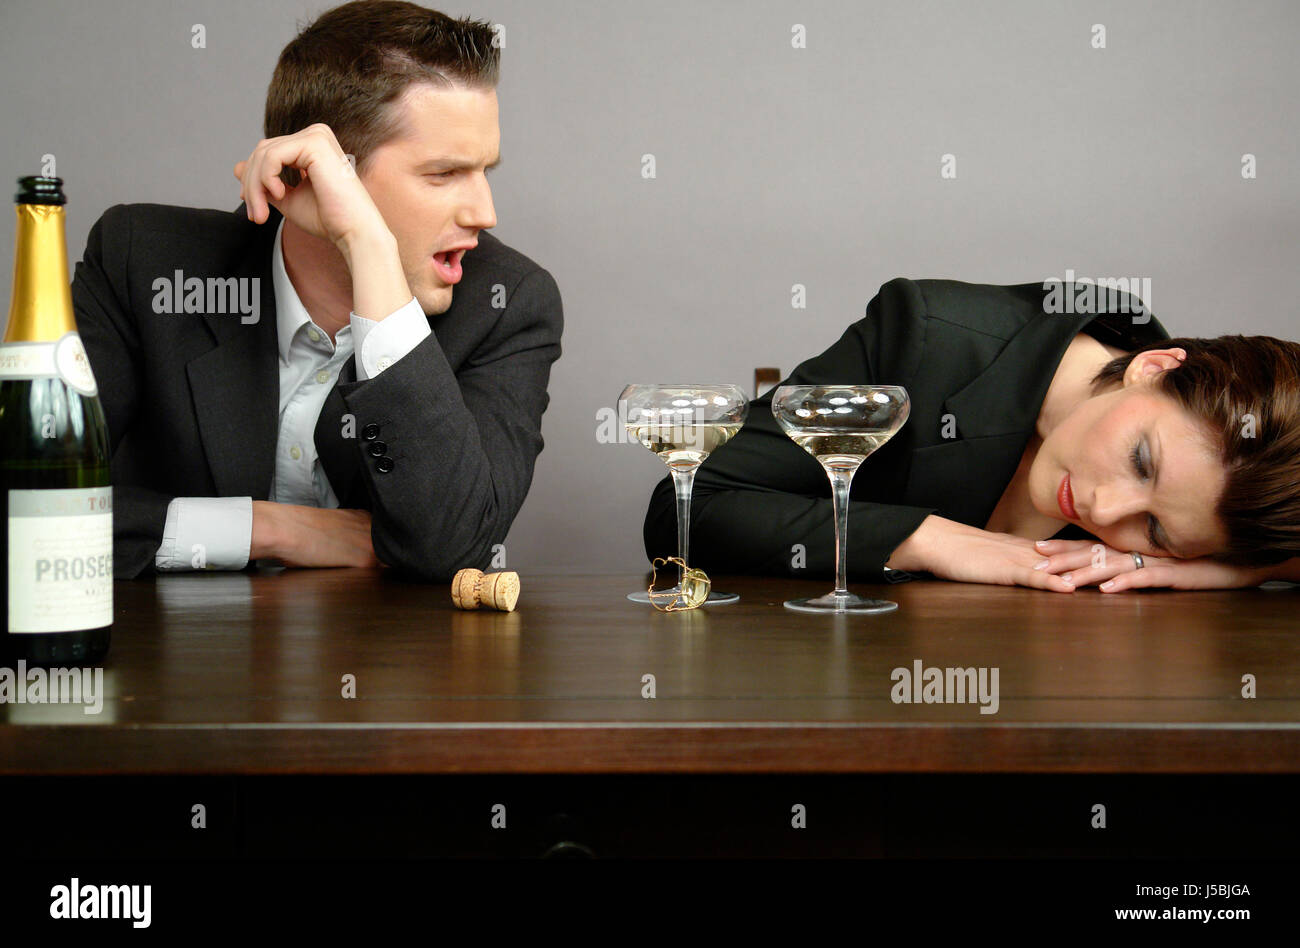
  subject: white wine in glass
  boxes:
[622,383,748,606]
[627,422,744,470]
[771,384,910,614]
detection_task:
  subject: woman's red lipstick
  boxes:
[1057,473,1078,520]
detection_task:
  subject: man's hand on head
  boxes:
[234,124,414,319]
[235,124,388,248]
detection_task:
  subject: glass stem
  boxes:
[670,466,697,589]
[828,467,855,597]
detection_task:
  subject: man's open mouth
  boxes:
[433,248,467,283]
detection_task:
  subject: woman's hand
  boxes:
[1031,538,1273,592]
[897,516,1078,592]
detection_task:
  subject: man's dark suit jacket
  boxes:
[643,277,1169,581]
[72,204,562,580]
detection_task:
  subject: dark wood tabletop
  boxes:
[3,568,1298,774]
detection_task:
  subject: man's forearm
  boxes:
[338,227,411,321]
[250,500,283,560]
[250,501,380,568]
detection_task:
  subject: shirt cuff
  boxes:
[154,496,253,571]
[350,296,430,380]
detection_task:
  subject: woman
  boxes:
[641,277,1300,593]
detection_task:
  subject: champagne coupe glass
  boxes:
[622,383,749,606]
[771,384,910,614]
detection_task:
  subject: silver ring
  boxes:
[1129,551,1145,570]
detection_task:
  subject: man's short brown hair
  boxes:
[264,0,499,179]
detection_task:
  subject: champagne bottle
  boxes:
[1,176,111,666]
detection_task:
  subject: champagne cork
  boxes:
[451,568,520,612]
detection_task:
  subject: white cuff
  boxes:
[350,296,430,380]
[154,496,253,571]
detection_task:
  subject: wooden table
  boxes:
[4,568,1298,773]
[3,569,1298,859]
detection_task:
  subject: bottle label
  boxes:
[0,332,98,396]
[7,486,113,633]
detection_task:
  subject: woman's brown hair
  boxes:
[1090,335,1300,567]
[264,0,499,182]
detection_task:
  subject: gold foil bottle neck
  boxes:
[6,202,77,344]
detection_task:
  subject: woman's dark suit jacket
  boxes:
[642,277,1171,582]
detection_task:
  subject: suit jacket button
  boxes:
[361,424,381,440]
[375,456,395,473]
[368,441,387,457]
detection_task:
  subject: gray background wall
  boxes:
[2,0,1297,574]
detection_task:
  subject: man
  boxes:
[72,1,563,581]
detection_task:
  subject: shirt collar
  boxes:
[272,218,313,365]
[272,219,351,365]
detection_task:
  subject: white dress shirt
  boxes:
[154,219,431,571]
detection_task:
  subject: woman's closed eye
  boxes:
[1130,442,1166,552]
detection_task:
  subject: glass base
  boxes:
[627,588,739,606]
[783,591,897,614]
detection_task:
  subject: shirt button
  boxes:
[290,445,302,460]
[316,370,330,384]
[376,456,395,473]
[377,356,393,371]
[368,441,387,457]
[361,424,381,441]
[308,328,321,343]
